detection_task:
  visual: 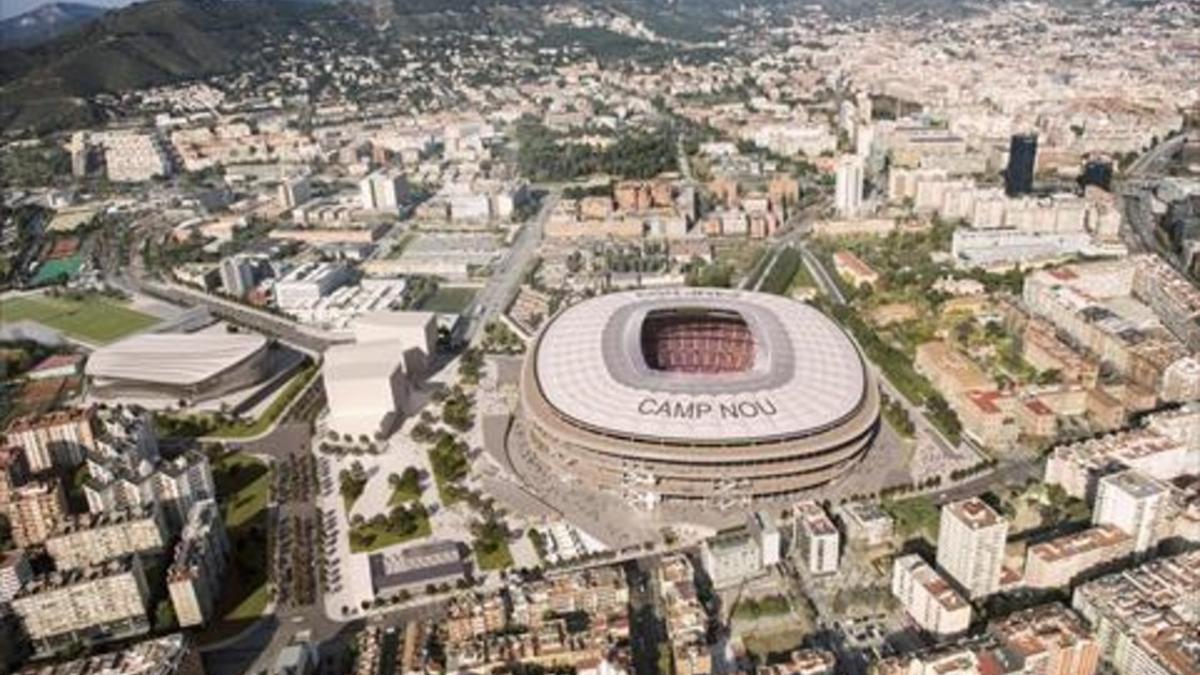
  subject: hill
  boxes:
[0,0,360,133]
[0,2,108,50]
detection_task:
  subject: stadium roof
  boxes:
[532,288,867,444]
[86,333,268,386]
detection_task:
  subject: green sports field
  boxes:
[0,294,159,345]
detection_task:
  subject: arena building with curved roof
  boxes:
[86,333,272,403]
[520,288,880,510]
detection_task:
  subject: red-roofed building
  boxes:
[26,354,83,382]
[1016,397,1057,438]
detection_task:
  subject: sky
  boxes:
[1,0,136,21]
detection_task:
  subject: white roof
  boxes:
[532,288,867,444]
[352,309,436,344]
[324,341,404,380]
[86,333,267,385]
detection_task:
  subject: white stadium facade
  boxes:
[520,288,881,510]
[86,333,272,403]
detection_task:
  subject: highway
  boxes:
[456,189,558,346]
[1117,133,1192,271]
[135,279,349,356]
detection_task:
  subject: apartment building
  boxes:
[168,500,230,627]
[1093,470,1169,555]
[11,556,152,655]
[9,480,68,548]
[1072,551,1200,675]
[278,175,312,210]
[94,131,172,182]
[1024,525,1133,590]
[1044,427,1196,501]
[838,501,895,547]
[45,504,169,570]
[12,632,205,675]
[4,408,94,472]
[658,554,711,675]
[701,528,764,589]
[85,449,215,530]
[792,500,839,575]
[0,551,32,605]
[936,497,1009,598]
[988,603,1100,675]
[891,554,972,636]
[444,566,631,672]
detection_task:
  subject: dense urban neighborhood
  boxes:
[0,0,1198,674]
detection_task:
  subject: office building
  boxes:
[168,500,229,627]
[351,310,438,377]
[792,500,839,575]
[360,171,408,212]
[891,554,971,636]
[278,175,312,210]
[323,341,409,439]
[936,497,1008,598]
[219,256,256,298]
[11,556,152,655]
[45,505,169,570]
[1093,470,1168,555]
[1006,133,1037,197]
[274,262,351,311]
[835,155,865,217]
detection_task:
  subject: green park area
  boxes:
[200,452,270,642]
[0,293,158,344]
[349,504,432,553]
[883,494,941,544]
[473,532,514,571]
[156,365,318,440]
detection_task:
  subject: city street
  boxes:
[456,190,559,347]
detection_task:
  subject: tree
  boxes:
[154,600,177,631]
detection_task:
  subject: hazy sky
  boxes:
[1,0,136,21]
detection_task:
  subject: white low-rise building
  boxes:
[275,262,352,311]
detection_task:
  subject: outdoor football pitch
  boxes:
[0,294,159,345]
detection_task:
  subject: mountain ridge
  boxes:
[0,1,108,49]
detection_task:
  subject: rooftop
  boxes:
[86,333,268,386]
[532,288,867,444]
[946,497,1004,529]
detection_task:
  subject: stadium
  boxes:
[519,288,880,510]
[86,333,273,403]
